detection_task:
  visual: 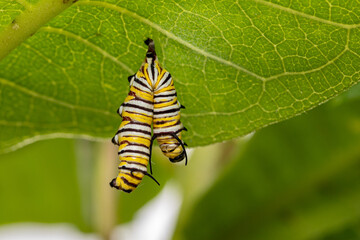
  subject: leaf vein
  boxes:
[0,77,113,116]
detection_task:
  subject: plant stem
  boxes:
[93,141,118,240]
[0,0,74,61]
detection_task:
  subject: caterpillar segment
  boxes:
[110,43,160,193]
[144,39,188,173]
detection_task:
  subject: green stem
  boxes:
[93,141,118,240]
[0,0,74,61]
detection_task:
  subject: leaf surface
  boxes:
[1,0,360,152]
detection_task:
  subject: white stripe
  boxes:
[122,145,150,154]
[113,134,119,144]
[133,81,151,92]
[154,89,176,97]
[127,100,153,110]
[153,112,179,118]
[153,124,183,134]
[119,131,151,139]
[120,163,147,172]
[121,123,151,132]
[154,96,174,103]
[124,106,153,116]
[153,104,179,112]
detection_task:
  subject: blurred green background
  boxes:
[0,85,360,240]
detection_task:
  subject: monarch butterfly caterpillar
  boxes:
[110,38,187,193]
[110,40,160,193]
[146,39,188,172]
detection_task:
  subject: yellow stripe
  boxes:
[153,115,180,122]
[119,120,130,129]
[131,86,153,101]
[143,63,153,87]
[119,173,142,186]
[153,119,178,128]
[119,143,127,151]
[122,111,152,124]
[155,85,175,94]
[154,98,178,108]
[120,136,150,146]
[136,70,145,79]
[124,95,135,102]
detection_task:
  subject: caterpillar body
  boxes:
[147,39,188,167]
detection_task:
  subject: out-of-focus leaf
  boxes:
[1,0,360,152]
[180,98,360,240]
[0,139,87,230]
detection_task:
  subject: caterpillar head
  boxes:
[144,38,156,59]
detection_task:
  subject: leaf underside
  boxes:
[1,0,360,152]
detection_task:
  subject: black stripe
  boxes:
[154,107,180,114]
[125,121,151,127]
[119,166,147,175]
[153,112,179,119]
[124,172,142,180]
[153,119,177,124]
[123,103,153,113]
[154,121,181,128]
[118,149,150,157]
[120,160,147,168]
[132,86,152,96]
[154,93,176,98]
[117,128,151,136]
[151,63,155,83]
[134,78,151,90]
[133,96,154,105]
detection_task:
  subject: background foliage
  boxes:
[1,0,360,239]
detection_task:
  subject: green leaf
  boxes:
[179,98,360,240]
[1,0,360,152]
